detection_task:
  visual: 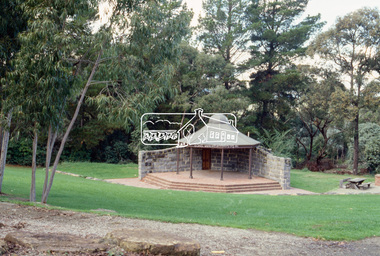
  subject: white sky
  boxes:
[184,0,380,30]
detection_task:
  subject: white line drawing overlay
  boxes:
[140,108,238,147]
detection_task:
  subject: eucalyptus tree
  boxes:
[296,67,345,166]
[308,7,380,174]
[41,0,192,203]
[245,0,324,131]
[198,0,250,89]
[7,0,97,201]
[0,0,27,193]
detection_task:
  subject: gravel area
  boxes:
[1,202,380,255]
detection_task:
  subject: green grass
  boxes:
[1,165,380,241]
[291,168,375,193]
[57,162,138,179]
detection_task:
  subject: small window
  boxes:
[215,132,219,139]
[210,131,214,138]
[227,134,231,140]
[231,135,235,140]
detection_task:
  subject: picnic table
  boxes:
[343,178,371,190]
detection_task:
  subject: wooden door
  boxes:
[202,149,211,170]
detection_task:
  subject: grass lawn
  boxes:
[57,162,138,179]
[1,165,380,241]
[291,168,375,193]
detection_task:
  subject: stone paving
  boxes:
[326,185,380,195]
[105,170,317,195]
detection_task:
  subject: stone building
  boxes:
[139,112,291,189]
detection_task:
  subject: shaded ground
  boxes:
[1,202,380,256]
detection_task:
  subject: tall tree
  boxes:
[308,7,380,174]
[198,0,250,89]
[0,0,27,193]
[296,67,345,167]
[7,0,96,201]
[41,0,191,203]
[245,0,323,131]
[171,42,230,113]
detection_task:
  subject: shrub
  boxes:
[61,147,91,162]
[348,123,380,173]
[105,141,130,164]
[7,137,46,166]
[255,128,296,159]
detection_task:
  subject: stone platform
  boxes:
[142,170,283,193]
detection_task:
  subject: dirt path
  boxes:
[0,202,379,255]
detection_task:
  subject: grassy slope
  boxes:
[57,162,138,179]
[1,165,380,241]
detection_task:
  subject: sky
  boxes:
[184,0,380,29]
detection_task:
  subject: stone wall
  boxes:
[251,147,291,189]
[139,146,291,189]
[138,147,201,179]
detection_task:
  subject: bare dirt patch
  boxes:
[1,201,379,255]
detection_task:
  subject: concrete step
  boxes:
[143,175,171,188]
[143,173,282,193]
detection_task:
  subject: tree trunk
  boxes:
[308,136,313,161]
[0,110,12,193]
[298,114,318,162]
[261,100,269,128]
[42,124,58,195]
[41,50,102,203]
[30,129,38,202]
[0,126,3,151]
[316,133,329,166]
[352,75,362,175]
[353,114,359,175]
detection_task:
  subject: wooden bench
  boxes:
[358,182,371,190]
[340,177,352,188]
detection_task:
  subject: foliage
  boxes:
[0,0,28,193]
[308,7,380,174]
[197,0,250,89]
[171,42,228,112]
[104,141,130,164]
[255,128,296,158]
[348,123,380,173]
[7,0,95,127]
[0,0,27,81]
[7,137,45,166]
[193,85,250,115]
[198,0,249,63]
[1,165,380,241]
[92,0,192,128]
[245,0,324,131]
[61,146,92,162]
[4,0,99,201]
[296,67,345,165]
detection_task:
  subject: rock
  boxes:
[0,239,8,254]
[4,231,108,254]
[105,228,200,256]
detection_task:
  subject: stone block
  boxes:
[106,229,200,256]
[376,174,380,186]
[5,231,107,254]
